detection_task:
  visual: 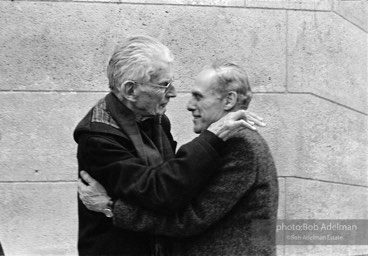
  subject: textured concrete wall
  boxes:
[0,0,367,255]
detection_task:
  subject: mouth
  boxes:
[192,115,201,120]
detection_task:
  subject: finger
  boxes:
[77,179,83,191]
[233,119,257,131]
[217,130,229,141]
[222,132,233,142]
[79,194,91,208]
[219,119,257,140]
[229,109,247,121]
[237,109,248,121]
[244,121,257,131]
[247,111,263,121]
[80,171,96,185]
[247,115,266,127]
[78,187,86,199]
[78,178,89,192]
[248,116,266,127]
[78,191,85,201]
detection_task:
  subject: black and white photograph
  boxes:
[0,0,367,255]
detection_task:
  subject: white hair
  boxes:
[107,35,174,92]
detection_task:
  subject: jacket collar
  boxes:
[105,92,150,165]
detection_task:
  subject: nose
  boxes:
[187,97,195,112]
[165,83,176,98]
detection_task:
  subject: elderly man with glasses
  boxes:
[74,35,263,256]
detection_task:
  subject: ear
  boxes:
[120,81,137,102]
[223,91,237,111]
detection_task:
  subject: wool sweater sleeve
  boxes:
[112,137,258,237]
[78,130,223,212]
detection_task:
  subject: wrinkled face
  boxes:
[187,68,226,133]
[134,62,176,117]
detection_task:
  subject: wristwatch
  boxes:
[102,199,115,218]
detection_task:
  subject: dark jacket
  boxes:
[112,129,279,256]
[74,92,224,255]
[0,241,4,256]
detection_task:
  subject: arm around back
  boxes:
[111,137,260,237]
[77,130,224,212]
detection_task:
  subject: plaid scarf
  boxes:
[91,92,175,167]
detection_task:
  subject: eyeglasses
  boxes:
[131,79,174,94]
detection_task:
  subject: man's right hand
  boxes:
[207,110,266,141]
[78,171,111,213]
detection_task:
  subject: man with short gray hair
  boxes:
[78,59,278,256]
[74,36,263,255]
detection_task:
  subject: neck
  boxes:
[113,92,159,122]
[112,91,146,122]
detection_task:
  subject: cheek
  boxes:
[151,89,165,102]
[200,102,215,116]
[203,104,223,121]
[140,90,164,104]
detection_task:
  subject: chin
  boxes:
[156,107,167,115]
[193,126,203,134]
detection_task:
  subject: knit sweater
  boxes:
[113,128,279,256]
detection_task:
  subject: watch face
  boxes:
[103,208,113,218]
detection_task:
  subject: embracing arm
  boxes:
[110,137,258,237]
[77,137,259,237]
[78,129,223,212]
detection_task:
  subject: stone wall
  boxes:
[0,0,367,255]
